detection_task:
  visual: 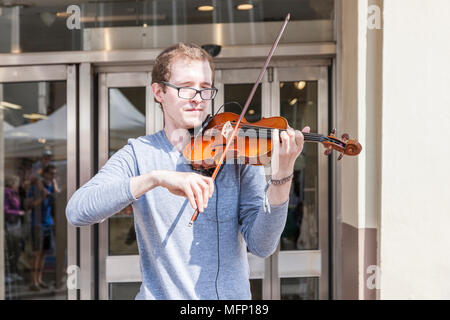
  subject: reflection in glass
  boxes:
[223,83,262,122]
[108,87,146,256]
[250,279,263,300]
[281,277,319,300]
[110,280,263,300]
[110,282,141,300]
[0,0,334,53]
[279,81,318,251]
[2,81,67,299]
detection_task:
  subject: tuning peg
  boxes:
[341,133,349,141]
[337,153,344,161]
[324,148,332,156]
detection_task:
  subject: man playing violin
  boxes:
[66,42,310,299]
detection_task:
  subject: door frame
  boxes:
[270,66,329,300]
[97,71,160,299]
[216,65,329,299]
[95,63,331,300]
[0,64,77,300]
[213,68,273,299]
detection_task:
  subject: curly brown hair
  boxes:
[151,43,215,105]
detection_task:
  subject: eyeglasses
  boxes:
[160,81,218,100]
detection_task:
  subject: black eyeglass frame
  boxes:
[160,81,218,100]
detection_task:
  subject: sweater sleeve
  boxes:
[65,142,138,227]
[238,165,289,258]
[4,191,21,215]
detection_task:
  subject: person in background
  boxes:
[31,149,53,182]
[4,174,26,286]
[28,164,60,291]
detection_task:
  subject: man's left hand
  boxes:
[271,126,310,179]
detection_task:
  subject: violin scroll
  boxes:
[322,129,362,160]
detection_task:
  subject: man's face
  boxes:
[153,58,213,131]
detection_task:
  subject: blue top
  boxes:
[29,181,54,227]
[66,130,288,300]
[41,182,54,226]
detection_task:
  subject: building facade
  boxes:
[0,0,449,300]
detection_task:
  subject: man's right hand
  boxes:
[158,171,214,212]
[130,170,214,212]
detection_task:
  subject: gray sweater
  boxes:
[66,130,289,299]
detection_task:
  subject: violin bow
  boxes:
[188,13,291,227]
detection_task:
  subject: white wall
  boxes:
[380,0,450,299]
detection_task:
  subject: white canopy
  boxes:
[4,88,146,158]
[2,121,15,132]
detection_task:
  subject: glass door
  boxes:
[214,68,272,299]
[97,71,161,299]
[216,65,329,300]
[271,66,329,300]
[0,65,77,300]
[99,68,271,299]
[96,65,329,300]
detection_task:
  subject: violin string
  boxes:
[237,127,325,141]
[205,122,349,149]
[237,124,325,138]
[211,123,326,142]
[232,124,324,136]
[238,131,324,142]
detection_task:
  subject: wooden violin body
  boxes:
[183,112,363,171]
[184,112,288,170]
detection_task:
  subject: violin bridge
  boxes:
[221,120,234,140]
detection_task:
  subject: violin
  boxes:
[186,13,362,226]
[183,111,362,171]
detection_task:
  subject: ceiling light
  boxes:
[294,81,306,90]
[80,14,166,23]
[289,98,298,106]
[10,131,29,137]
[197,5,214,12]
[0,101,22,110]
[237,4,254,11]
[56,12,71,18]
[23,113,48,120]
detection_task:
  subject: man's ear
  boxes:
[152,82,164,104]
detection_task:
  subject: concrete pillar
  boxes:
[380,0,450,299]
[337,0,382,299]
[338,0,450,300]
